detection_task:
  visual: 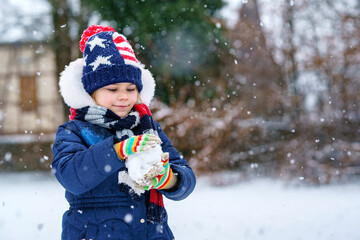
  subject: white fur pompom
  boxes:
[139,67,155,106]
[59,58,96,109]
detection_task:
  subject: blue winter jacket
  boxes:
[52,119,196,240]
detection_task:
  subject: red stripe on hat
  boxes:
[117,46,135,55]
[122,55,138,63]
[113,35,138,63]
[113,36,128,44]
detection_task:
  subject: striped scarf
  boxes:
[70,103,166,223]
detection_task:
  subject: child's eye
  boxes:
[108,88,117,92]
[127,88,136,92]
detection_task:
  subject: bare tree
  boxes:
[282,0,302,120]
[47,0,91,117]
[227,0,286,118]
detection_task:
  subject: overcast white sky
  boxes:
[3,0,242,43]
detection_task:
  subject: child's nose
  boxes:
[117,92,128,100]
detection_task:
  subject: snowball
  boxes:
[118,171,145,196]
[126,145,164,188]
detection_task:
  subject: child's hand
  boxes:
[114,134,161,160]
[144,152,174,190]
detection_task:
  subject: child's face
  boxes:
[92,82,138,118]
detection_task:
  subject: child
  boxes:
[52,25,196,240]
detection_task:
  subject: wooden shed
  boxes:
[0,41,64,170]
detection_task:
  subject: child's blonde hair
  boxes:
[136,89,143,104]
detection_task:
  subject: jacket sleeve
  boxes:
[52,122,125,195]
[154,121,196,201]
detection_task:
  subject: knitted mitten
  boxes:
[115,134,161,160]
[144,152,173,190]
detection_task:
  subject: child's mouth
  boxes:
[114,105,128,109]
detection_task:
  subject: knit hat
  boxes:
[59,25,155,108]
[81,26,142,94]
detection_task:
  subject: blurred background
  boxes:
[0,0,359,185]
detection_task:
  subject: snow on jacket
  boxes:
[52,118,196,240]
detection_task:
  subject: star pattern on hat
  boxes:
[89,55,112,71]
[87,36,106,52]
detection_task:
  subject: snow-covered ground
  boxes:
[0,172,359,240]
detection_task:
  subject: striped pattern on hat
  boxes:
[112,32,138,65]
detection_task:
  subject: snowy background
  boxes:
[1,0,360,239]
[1,172,359,240]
